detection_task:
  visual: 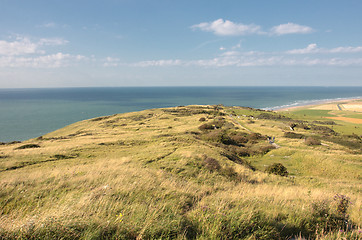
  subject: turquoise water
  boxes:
[0,87,361,142]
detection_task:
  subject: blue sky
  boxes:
[0,0,362,87]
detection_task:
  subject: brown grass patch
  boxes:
[326,117,362,124]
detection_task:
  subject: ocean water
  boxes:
[0,86,361,142]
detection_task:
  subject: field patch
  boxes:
[326,116,362,124]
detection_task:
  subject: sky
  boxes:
[0,0,362,88]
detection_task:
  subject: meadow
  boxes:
[0,102,361,239]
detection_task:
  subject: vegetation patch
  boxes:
[305,137,321,146]
[325,135,362,151]
[0,141,21,145]
[258,112,292,121]
[265,163,288,177]
[0,104,361,239]
[15,144,41,150]
[90,115,113,121]
[284,132,305,139]
[202,157,221,171]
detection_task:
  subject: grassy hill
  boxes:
[0,104,361,239]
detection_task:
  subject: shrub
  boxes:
[258,113,291,121]
[230,133,248,145]
[257,145,276,154]
[325,135,362,151]
[265,163,288,177]
[334,194,351,217]
[199,117,206,122]
[201,130,237,145]
[53,154,75,160]
[247,133,264,141]
[220,166,238,178]
[284,132,304,139]
[311,194,354,235]
[15,144,41,150]
[213,120,225,129]
[203,157,221,172]
[198,123,214,131]
[226,145,250,157]
[305,137,321,146]
[310,125,336,135]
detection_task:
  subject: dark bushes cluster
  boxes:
[325,135,362,151]
[258,113,291,121]
[265,163,288,177]
[198,119,225,131]
[310,125,336,135]
[284,132,305,139]
[312,120,336,125]
[15,144,41,150]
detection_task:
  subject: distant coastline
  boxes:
[0,86,361,142]
[272,97,362,111]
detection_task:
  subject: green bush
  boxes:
[229,132,248,145]
[201,130,237,145]
[15,144,41,150]
[284,132,304,139]
[226,145,250,157]
[265,163,288,177]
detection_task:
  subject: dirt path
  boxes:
[228,115,252,132]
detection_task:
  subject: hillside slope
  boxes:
[0,105,361,239]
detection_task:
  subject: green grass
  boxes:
[290,109,333,118]
[0,104,361,239]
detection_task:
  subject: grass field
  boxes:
[0,104,361,239]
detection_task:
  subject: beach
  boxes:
[275,98,362,112]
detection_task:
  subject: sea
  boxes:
[0,86,361,142]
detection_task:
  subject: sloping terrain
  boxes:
[0,105,361,239]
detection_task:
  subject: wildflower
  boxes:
[117,212,123,222]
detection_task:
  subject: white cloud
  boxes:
[38,38,69,46]
[191,20,314,36]
[128,49,362,68]
[0,36,84,68]
[132,59,183,67]
[41,22,56,28]
[103,57,122,67]
[270,23,314,35]
[329,46,362,53]
[288,44,362,54]
[0,53,86,68]
[0,37,68,56]
[191,19,262,36]
[0,38,38,56]
[287,43,318,54]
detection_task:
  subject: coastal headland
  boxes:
[0,102,361,239]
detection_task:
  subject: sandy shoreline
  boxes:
[275,97,362,112]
